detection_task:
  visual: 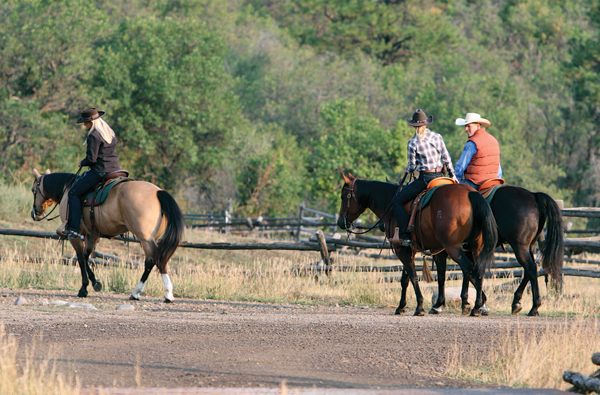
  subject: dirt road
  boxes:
[0,288,568,392]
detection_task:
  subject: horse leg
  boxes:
[84,235,102,292]
[395,268,410,315]
[130,257,155,301]
[446,247,484,316]
[512,246,540,316]
[71,239,90,298]
[133,238,175,303]
[429,252,447,314]
[464,250,489,315]
[397,246,425,316]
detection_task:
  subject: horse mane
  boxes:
[42,172,77,200]
[356,179,399,211]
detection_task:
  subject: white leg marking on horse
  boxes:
[162,274,174,301]
[131,281,145,299]
[437,210,442,219]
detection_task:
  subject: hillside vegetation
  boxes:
[2,0,599,216]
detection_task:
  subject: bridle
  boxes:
[340,178,384,235]
[340,173,410,237]
[32,175,60,221]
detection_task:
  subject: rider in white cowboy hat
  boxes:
[454,112,502,190]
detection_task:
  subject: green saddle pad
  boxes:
[83,177,130,207]
[485,185,505,205]
[419,185,444,208]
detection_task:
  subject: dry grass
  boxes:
[446,319,600,390]
[0,325,81,395]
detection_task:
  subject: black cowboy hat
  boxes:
[76,108,106,123]
[406,109,433,127]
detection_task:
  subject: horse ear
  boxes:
[44,169,51,174]
[348,172,356,180]
[33,168,41,180]
[342,173,351,184]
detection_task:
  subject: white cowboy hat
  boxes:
[455,113,491,127]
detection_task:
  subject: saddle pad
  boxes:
[83,177,130,207]
[480,185,505,204]
[420,185,444,208]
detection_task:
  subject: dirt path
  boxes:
[0,288,568,391]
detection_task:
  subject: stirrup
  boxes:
[391,227,411,247]
[61,229,84,240]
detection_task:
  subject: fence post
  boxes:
[296,202,305,242]
[224,198,232,235]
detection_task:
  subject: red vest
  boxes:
[464,128,500,185]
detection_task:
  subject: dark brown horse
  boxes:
[31,169,184,302]
[338,174,498,316]
[422,184,563,317]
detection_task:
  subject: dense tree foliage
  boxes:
[1,0,598,215]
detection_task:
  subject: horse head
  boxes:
[338,173,366,230]
[31,168,53,221]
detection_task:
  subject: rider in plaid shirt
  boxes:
[391,109,456,247]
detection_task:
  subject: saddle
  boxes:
[406,177,457,233]
[83,170,131,207]
[477,178,505,203]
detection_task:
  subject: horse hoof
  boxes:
[429,307,442,315]
[469,309,481,317]
[77,290,88,298]
[480,305,490,316]
[394,308,405,315]
[164,298,173,304]
[129,295,140,301]
[527,310,539,317]
[414,309,425,316]
[93,281,103,292]
[462,306,471,315]
[511,304,523,315]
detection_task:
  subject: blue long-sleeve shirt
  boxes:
[454,141,502,180]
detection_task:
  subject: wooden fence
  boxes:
[1,207,599,282]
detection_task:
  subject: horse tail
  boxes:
[534,192,564,283]
[468,191,498,275]
[156,190,184,270]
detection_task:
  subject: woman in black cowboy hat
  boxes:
[62,108,122,239]
[390,109,456,247]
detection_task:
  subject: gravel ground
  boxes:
[0,288,569,392]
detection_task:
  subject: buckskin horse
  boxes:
[338,174,498,316]
[30,169,184,302]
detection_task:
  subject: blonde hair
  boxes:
[415,125,427,140]
[84,118,116,145]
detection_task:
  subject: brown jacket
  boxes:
[464,128,500,185]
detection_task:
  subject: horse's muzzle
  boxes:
[337,216,347,230]
[31,208,43,221]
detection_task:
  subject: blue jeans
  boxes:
[460,178,479,190]
[391,172,443,237]
[67,170,104,231]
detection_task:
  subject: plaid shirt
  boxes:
[406,129,454,177]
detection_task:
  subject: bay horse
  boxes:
[337,174,498,316]
[31,169,184,302]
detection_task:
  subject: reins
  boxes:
[342,172,411,239]
[33,168,83,222]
